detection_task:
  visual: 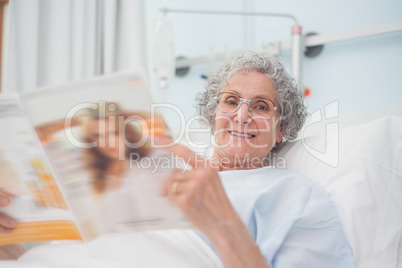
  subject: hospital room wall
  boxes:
[145,0,402,130]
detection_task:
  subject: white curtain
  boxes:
[6,0,145,93]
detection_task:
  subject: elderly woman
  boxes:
[0,52,354,267]
[159,52,354,267]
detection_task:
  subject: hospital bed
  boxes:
[277,113,402,267]
[3,9,402,265]
[1,109,401,268]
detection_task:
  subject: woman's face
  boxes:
[89,119,124,160]
[213,70,283,169]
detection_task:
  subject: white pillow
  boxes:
[276,116,402,268]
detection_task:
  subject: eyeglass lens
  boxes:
[217,93,275,118]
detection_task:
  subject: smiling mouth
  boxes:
[229,131,256,138]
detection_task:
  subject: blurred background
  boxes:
[1,0,401,132]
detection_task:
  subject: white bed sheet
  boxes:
[0,230,223,268]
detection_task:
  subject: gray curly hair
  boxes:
[196,51,308,151]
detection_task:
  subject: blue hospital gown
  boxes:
[199,166,355,267]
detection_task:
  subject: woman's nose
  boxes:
[235,102,252,124]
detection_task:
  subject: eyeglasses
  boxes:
[214,92,279,119]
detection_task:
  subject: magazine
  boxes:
[0,71,189,246]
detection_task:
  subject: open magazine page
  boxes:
[20,71,189,241]
[0,94,82,246]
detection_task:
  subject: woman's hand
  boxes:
[162,164,240,237]
[0,189,17,233]
[158,137,270,268]
[0,189,25,260]
[159,139,245,238]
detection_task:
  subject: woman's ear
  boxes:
[276,131,284,144]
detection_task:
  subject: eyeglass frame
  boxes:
[214,92,280,119]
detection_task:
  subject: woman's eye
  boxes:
[226,98,238,106]
[253,101,269,111]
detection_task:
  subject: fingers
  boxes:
[0,189,18,233]
[161,168,237,234]
[162,168,220,207]
[0,243,27,260]
[161,170,203,214]
[0,214,17,233]
[170,181,181,195]
[0,189,13,208]
[0,196,10,207]
[161,170,187,197]
[162,171,196,217]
